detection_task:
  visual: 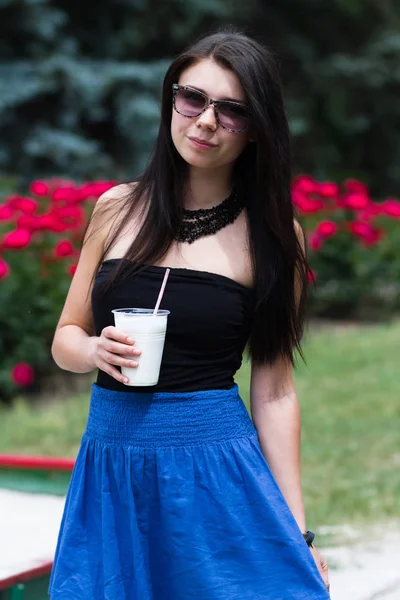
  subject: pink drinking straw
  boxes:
[153,268,170,315]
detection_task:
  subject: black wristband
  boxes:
[303,530,315,547]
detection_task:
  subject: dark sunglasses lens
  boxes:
[175,89,206,117]
[218,103,249,131]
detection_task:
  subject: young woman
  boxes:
[49,29,330,599]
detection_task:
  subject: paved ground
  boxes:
[1,490,399,598]
[322,525,400,600]
[0,489,64,580]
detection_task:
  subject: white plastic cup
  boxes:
[112,308,170,386]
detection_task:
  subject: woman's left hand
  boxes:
[309,544,330,595]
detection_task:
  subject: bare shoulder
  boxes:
[87,182,137,243]
[92,182,134,219]
[98,182,133,202]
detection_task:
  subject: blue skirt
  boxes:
[49,383,329,600]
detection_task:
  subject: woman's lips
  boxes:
[188,137,217,150]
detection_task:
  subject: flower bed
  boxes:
[293,176,400,318]
[0,177,399,400]
[0,180,115,400]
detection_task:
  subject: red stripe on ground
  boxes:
[0,560,53,591]
[0,454,75,471]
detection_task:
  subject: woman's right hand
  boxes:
[89,326,141,384]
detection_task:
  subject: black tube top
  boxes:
[92,259,254,393]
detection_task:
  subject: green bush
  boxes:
[293,176,400,318]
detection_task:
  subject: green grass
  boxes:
[1,321,399,529]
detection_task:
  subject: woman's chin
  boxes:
[176,147,222,170]
[179,152,215,169]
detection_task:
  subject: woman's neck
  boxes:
[184,167,233,210]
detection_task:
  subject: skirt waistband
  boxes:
[84,383,255,448]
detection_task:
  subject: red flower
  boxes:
[30,181,50,197]
[51,186,79,204]
[17,214,40,231]
[55,239,75,258]
[357,204,381,221]
[68,264,78,276]
[6,196,38,214]
[55,205,84,219]
[350,222,381,246]
[11,363,35,386]
[293,175,319,195]
[318,182,340,198]
[37,213,69,232]
[53,205,85,229]
[0,205,14,221]
[293,192,324,214]
[344,179,369,195]
[316,220,338,238]
[5,195,22,209]
[309,232,323,251]
[381,198,400,218]
[75,184,97,202]
[363,230,382,246]
[350,222,373,238]
[2,228,32,249]
[0,257,10,279]
[343,193,370,210]
[19,198,38,214]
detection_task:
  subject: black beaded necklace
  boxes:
[175,190,245,244]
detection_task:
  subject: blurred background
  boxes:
[0,1,399,594]
[1,0,400,190]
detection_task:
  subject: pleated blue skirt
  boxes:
[49,383,329,600]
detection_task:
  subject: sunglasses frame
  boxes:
[172,84,251,133]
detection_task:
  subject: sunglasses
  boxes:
[172,84,251,133]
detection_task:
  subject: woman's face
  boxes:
[171,58,251,172]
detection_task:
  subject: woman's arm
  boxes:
[251,367,330,592]
[250,357,305,531]
[250,222,330,592]
[51,184,128,373]
[250,219,307,529]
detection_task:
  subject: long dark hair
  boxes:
[88,27,309,365]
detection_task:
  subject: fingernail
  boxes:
[130,361,137,367]
[127,337,134,344]
[124,378,129,383]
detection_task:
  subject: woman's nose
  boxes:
[196,105,217,130]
